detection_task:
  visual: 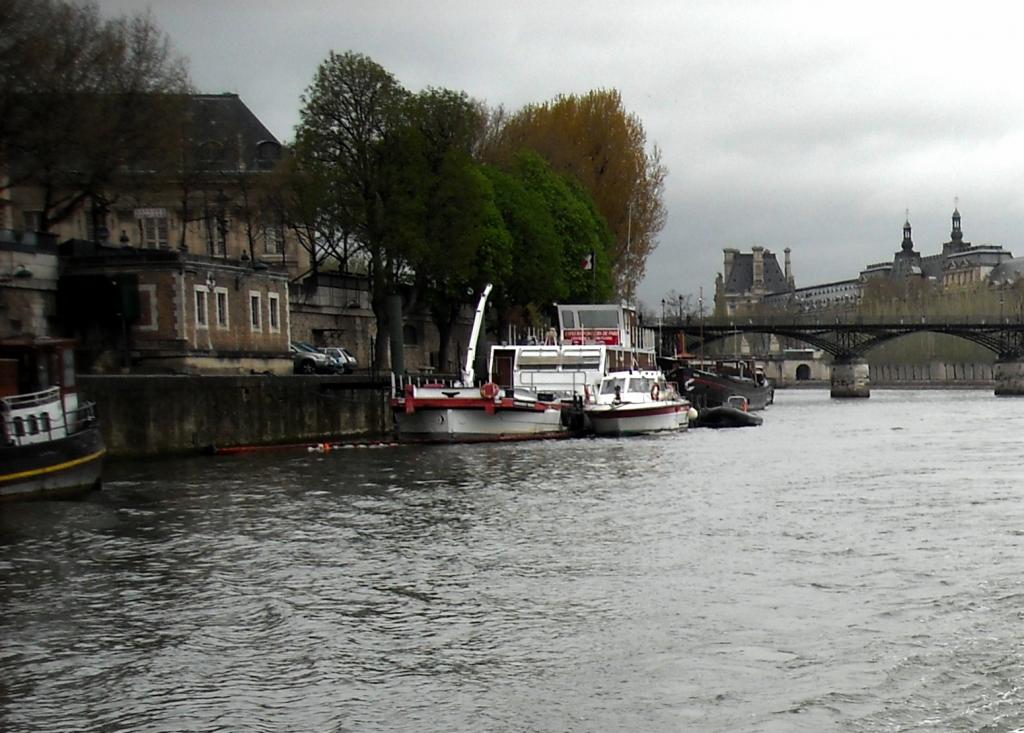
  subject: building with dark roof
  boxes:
[186,93,284,173]
[1,93,302,374]
[715,246,794,316]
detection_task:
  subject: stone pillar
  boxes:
[994,359,1024,395]
[387,293,404,374]
[831,358,870,398]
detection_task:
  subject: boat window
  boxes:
[631,377,652,394]
[40,413,51,434]
[12,416,24,437]
[578,309,620,329]
[601,377,626,395]
[555,357,602,370]
[27,414,38,435]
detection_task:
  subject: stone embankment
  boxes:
[81,374,390,458]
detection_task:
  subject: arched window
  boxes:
[255,140,282,170]
[199,140,224,165]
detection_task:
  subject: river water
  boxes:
[3,388,1024,732]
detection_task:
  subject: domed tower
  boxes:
[901,212,914,252]
[944,199,969,256]
[893,210,923,279]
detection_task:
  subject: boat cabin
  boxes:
[0,337,89,446]
[488,303,658,400]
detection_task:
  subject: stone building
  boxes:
[745,207,1013,317]
[0,230,59,339]
[714,246,794,316]
[3,94,298,373]
[877,210,1010,288]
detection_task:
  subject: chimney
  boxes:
[784,247,794,288]
[751,246,765,292]
[723,248,738,277]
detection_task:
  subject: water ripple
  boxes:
[4,389,1024,731]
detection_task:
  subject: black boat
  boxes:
[693,396,763,428]
[0,337,105,502]
[664,358,773,411]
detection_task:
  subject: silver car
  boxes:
[321,346,357,374]
[291,342,336,374]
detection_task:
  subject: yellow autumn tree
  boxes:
[481,89,666,300]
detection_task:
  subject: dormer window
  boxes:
[199,140,224,165]
[255,140,281,170]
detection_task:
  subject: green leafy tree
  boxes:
[483,163,563,321]
[481,89,666,299]
[397,88,510,370]
[507,151,613,304]
[295,50,409,368]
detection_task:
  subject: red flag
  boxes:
[581,252,593,270]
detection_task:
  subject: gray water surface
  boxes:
[3,388,1024,732]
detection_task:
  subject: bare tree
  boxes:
[0,0,191,231]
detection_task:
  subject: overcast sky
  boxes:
[97,0,1024,311]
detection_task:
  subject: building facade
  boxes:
[3,94,304,373]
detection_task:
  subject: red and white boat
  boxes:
[584,369,693,436]
[390,285,577,443]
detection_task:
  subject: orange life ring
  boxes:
[651,383,660,400]
[480,382,500,399]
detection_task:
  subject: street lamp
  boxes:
[698,287,705,363]
[659,298,666,358]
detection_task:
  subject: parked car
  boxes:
[290,342,337,374]
[321,346,357,374]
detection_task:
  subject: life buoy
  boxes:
[651,383,660,400]
[480,382,500,400]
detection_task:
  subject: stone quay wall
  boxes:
[80,375,391,458]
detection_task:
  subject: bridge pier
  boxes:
[994,359,1024,396]
[831,358,870,398]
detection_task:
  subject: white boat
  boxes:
[488,301,659,407]
[584,369,692,436]
[1,337,106,502]
[391,285,576,443]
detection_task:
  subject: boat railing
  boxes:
[1,395,98,447]
[2,386,61,410]
[515,369,591,401]
[390,372,461,397]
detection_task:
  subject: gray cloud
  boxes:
[96,0,1024,311]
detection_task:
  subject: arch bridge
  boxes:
[662,320,1024,398]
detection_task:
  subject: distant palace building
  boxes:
[715,246,794,316]
[860,208,1011,288]
[716,207,1015,316]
